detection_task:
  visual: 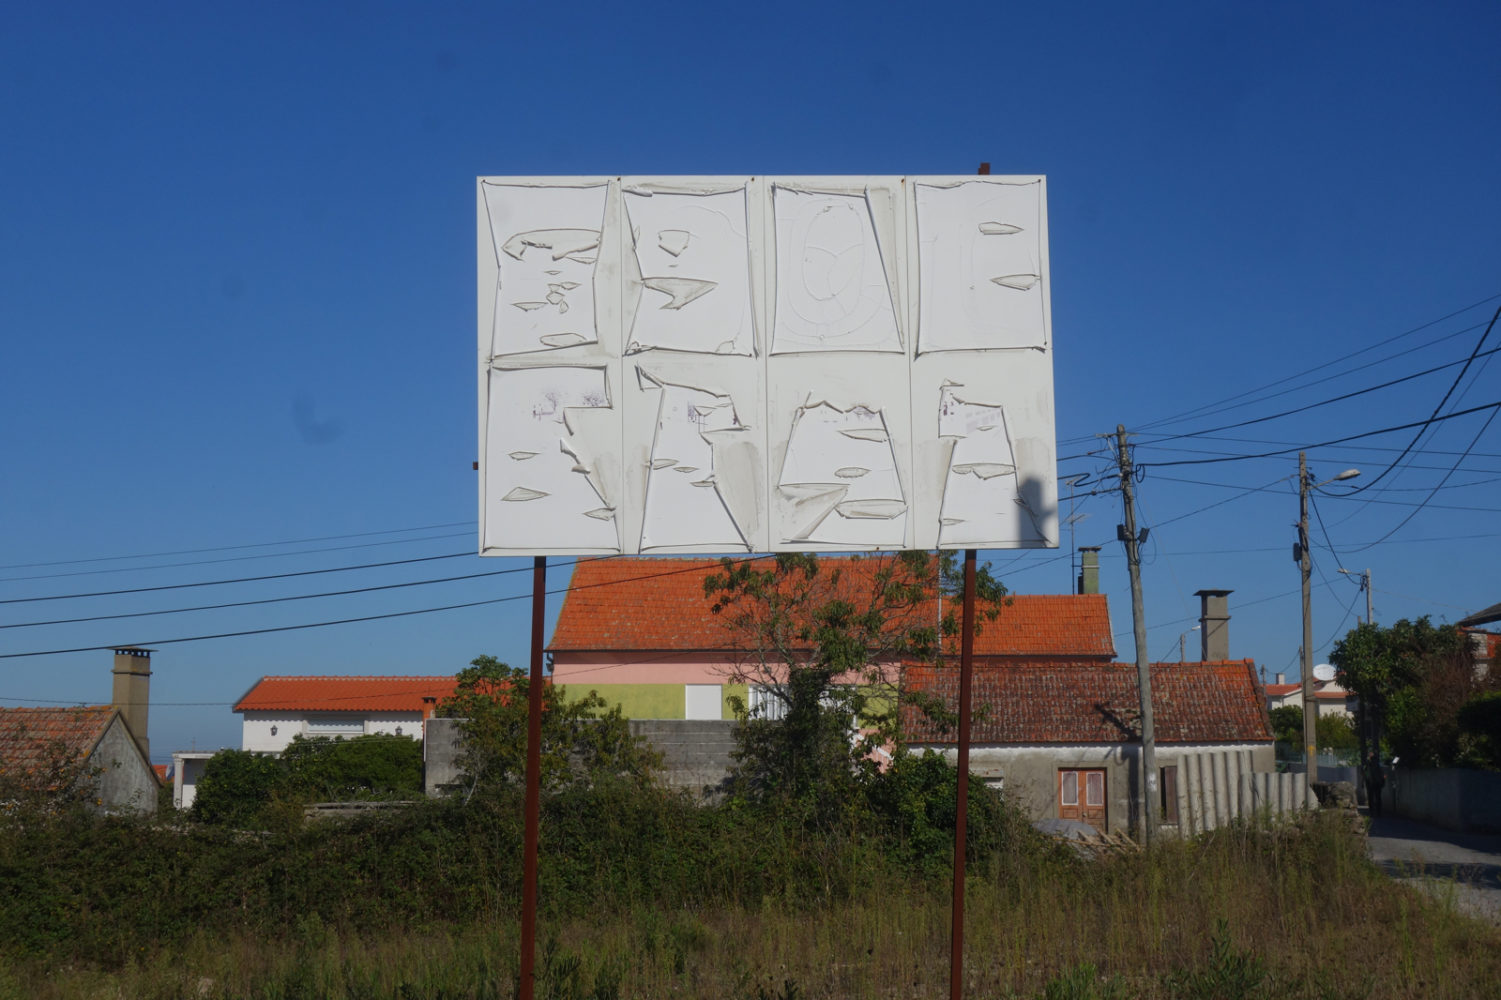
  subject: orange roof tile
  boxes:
[234,676,458,713]
[903,660,1271,745]
[1264,683,1301,697]
[0,706,115,774]
[548,556,1115,659]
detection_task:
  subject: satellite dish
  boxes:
[1313,663,1337,682]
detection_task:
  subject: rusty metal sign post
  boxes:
[519,556,546,1000]
[949,547,977,1000]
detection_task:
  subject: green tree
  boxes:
[191,749,284,827]
[1457,691,1501,769]
[435,655,659,801]
[279,734,423,801]
[1268,706,1357,758]
[1268,705,1303,748]
[1331,617,1495,767]
[702,551,1006,828]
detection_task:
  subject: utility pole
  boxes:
[1116,425,1157,844]
[1298,452,1316,787]
[1298,454,1360,790]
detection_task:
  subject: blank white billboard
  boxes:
[478,176,1056,556]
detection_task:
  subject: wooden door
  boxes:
[1058,768,1107,830]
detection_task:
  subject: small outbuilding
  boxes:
[904,659,1281,837]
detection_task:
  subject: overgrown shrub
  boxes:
[190,735,423,828]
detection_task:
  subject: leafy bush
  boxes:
[190,748,284,827]
[436,655,660,800]
[190,735,423,828]
[1457,690,1501,769]
[865,748,1008,872]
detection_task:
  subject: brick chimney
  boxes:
[1077,547,1101,595]
[111,646,153,760]
[1195,590,1232,662]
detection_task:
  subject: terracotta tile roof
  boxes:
[0,706,115,774]
[1264,683,1301,697]
[233,676,458,713]
[903,660,1271,745]
[548,557,1115,659]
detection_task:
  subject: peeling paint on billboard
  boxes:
[478,176,1056,555]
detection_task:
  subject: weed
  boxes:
[1167,918,1268,1000]
[1039,963,1128,1000]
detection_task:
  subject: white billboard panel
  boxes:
[478,176,1056,556]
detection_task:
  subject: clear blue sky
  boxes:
[3,2,1498,761]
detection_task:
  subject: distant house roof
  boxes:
[1264,681,1348,702]
[0,706,116,774]
[904,660,1272,745]
[549,557,1116,659]
[1459,602,1501,628]
[233,676,458,713]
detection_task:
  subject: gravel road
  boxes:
[1365,812,1501,924]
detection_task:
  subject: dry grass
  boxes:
[2,813,1497,1000]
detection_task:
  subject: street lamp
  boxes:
[1337,567,1373,624]
[1297,453,1360,781]
[1179,624,1200,662]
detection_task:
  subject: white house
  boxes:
[232,676,458,753]
[1264,672,1353,719]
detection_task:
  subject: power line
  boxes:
[0,521,477,571]
[1339,305,1499,497]
[0,531,476,584]
[0,552,476,605]
[1,564,542,630]
[1132,320,1487,438]
[1141,399,1501,469]
[1344,403,1501,553]
[1140,341,1501,447]
[0,554,772,659]
[0,550,1058,660]
[1108,292,1501,441]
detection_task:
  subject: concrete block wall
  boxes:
[629,719,737,794]
[423,717,467,797]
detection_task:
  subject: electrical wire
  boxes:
[0,551,478,605]
[1111,292,1501,440]
[0,554,774,659]
[1344,403,1501,553]
[1,564,546,630]
[0,532,477,585]
[1141,399,1501,469]
[0,521,476,571]
[1338,305,1499,497]
[1139,341,1501,447]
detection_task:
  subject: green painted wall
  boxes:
[558,683,683,719]
[722,683,747,720]
[559,682,746,721]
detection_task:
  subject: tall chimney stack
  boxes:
[111,646,153,761]
[1195,590,1232,662]
[1078,547,1101,595]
